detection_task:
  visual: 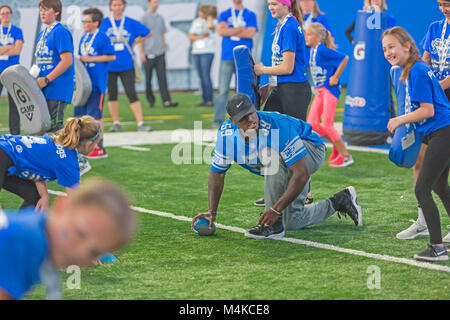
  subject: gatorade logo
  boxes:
[13,83,29,103]
[354,42,366,61]
[13,83,35,121]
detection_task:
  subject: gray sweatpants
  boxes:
[263,140,335,230]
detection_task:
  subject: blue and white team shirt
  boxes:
[100,16,150,72]
[271,15,308,85]
[211,111,323,176]
[0,24,23,73]
[78,30,115,94]
[0,209,49,299]
[395,61,450,137]
[307,43,347,99]
[0,134,80,188]
[218,8,258,61]
[303,13,334,36]
[35,22,75,104]
[423,19,450,81]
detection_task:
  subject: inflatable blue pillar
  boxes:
[343,10,392,146]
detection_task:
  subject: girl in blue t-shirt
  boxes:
[0,116,101,212]
[382,27,450,262]
[0,5,23,135]
[254,0,311,121]
[299,0,334,36]
[305,23,352,168]
[100,0,152,133]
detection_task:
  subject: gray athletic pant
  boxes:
[263,140,335,230]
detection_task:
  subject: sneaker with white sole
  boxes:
[396,219,429,240]
[414,244,449,262]
[332,186,362,226]
[443,226,450,243]
[138,123,153,132]
[78,156,91,176]
[245,217,285,239]
[254,197,265,207]
[329,154,354,167]
[110,122,121,132]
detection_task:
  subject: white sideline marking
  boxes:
[47,190,450,273]
[121,145,151,151]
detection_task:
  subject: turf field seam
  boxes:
[48,189,449,273]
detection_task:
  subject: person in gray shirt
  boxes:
[139,0,177,108]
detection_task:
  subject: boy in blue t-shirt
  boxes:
[212,0,258,128]
[0,5,23,135]
[34,0,75,132]
[0,179,135,300]
[74,8,116,159]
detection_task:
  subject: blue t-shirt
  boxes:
[0,209,48,300]
[211,111,323,176]
[218,8,258,61]
[303,13,334,36]
[100,16,150,72]
[0,24,23,73]
[307,43,347,99]
[272,16,308,84]
[423,19,450,81]
[399,61,450,137]
[0,134,80,188]
[78,31,115,94]
[35,23,75,104]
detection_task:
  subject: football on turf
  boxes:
[193,218,216,236]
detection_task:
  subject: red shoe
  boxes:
[328,146,339,163]
[330,154,354,167]
[86,146,108,159]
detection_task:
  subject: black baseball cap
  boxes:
[226,93,256,123]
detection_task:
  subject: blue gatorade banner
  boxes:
[233,45,260,108]
[388,66,422,168]
[343,10,392,146]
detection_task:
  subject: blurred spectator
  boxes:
[213,0,258,128]
[189,5,217,107]
[299,0,334,36]
[345,0,397,44]
[139,0,178,108]
[0,5,23,135]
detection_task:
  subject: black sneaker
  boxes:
[163,101,178,108]
[305,196,314,205]
[254,197,265,207]
[332,186,362,226]
[245,217,285,239]
[414,244,449,262]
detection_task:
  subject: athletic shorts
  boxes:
[73,91,104,119]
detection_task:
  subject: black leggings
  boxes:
[263,81,312,121]
[415,125,450,244]
[0,148,41,209]
[108,68,139,103]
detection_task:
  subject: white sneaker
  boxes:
[443,226,450,243]
[396,219,429,240]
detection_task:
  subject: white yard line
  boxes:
[47,189,450,274]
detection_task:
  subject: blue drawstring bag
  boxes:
[388,66,422,168]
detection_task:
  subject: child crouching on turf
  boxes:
[0,116,101,211]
